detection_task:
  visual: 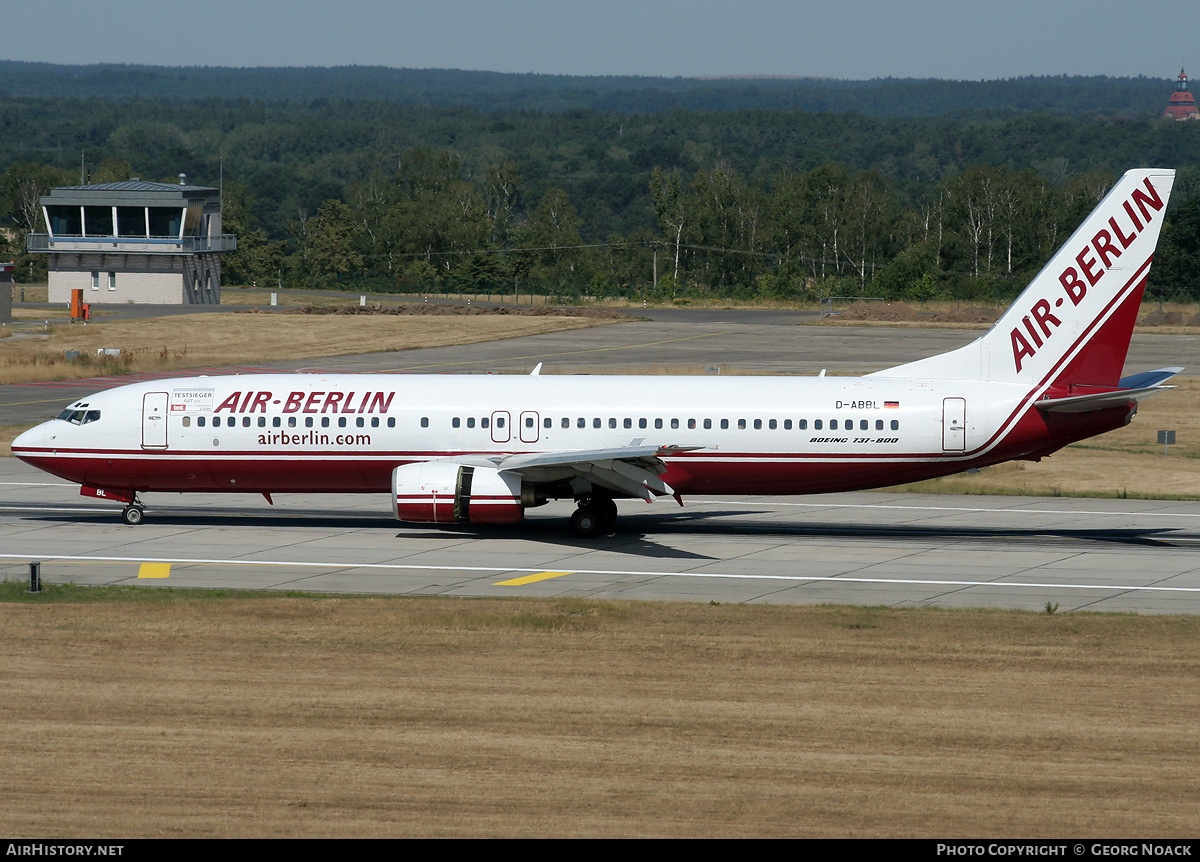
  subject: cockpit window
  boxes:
[56,409,101,425]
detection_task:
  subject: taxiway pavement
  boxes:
[3,458,1199,614]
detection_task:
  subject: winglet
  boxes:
[530,363,543,376]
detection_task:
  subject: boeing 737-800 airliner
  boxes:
[11,169,1182,536]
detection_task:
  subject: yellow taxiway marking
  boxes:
[137,563,171,579]
[493,571,572,586]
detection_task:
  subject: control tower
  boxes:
[27,178,237,304]
[1163,67,1200,120]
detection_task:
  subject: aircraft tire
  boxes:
[122,506,145,526]
[570,506,603,539]
[595,497,618,529]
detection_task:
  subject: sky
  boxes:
[4,0,1198,81]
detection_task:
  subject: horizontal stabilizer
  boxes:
[1117,367,1183,390]
[1036,384,1177,414]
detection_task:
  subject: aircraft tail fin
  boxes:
[869,168,1176,389]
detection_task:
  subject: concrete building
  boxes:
[27,179,236,304]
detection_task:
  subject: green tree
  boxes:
[515,187,584,289]
[649,167,688,283]
[294,199,363,286]
[220,181,285,286]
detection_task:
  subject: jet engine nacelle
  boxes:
[392,462,529,524]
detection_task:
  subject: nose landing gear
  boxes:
[121,495,146,526]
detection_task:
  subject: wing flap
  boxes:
[492,443,701,501]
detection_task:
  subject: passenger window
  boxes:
[891,420,899,431]
[338,417,346,428]
[496,417,505,428]
[468,417,476,428]
[481,418,490,429]
[259,417,267,427]
[798,419,807,430]
[876,420,884,430]
[861,420,869,431]
[577,418,585,428]
[371,417,380,428]
[562,418,569,429]
[738,419,746,430]
[769,419,777,430]
[654,419,663,429]
[720,419,729,430]
[671,418,679,429]
[182,416,191,427]
[754,419,762,430]
[814,420,823,430]
[320,417,329,428]
[387,418,396,428]
[452,417,461,428]
[639,418,647,429]
[688,419,696,429]
[609,418,617,429]
[526,416,535,428]
[198,416,207,427]
[784,419,792,430]
[288,417,297,428]
[420,417,429,428]
[544,418,552,428]
[305,417,313,428]
[703,419,711,430]
[624,418,632,429]
[355,417,363,427]
[272,417,281,428]
[830,420,838,430]
[593,418,601,429]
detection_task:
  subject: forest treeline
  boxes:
[0,62,1179,117]
[1,69,1198,302]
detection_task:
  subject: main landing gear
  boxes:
[570,496,618,538]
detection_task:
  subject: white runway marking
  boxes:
[0,506,115,514]
[691,499,1200,518]
[0,482,76,487]
[2,553,1198,594]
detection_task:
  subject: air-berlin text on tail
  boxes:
[212,390,396,414]
[1010,176,1165,374]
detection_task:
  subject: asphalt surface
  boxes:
[3,457,1200,613]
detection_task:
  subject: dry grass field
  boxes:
[0,312,607,384]
[1,587,1197,838]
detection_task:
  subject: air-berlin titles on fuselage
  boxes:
[1010,176,1165,374]
[211,390,396,415]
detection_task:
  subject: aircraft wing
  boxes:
[1035,368,1182,414]
[462,444,701,502]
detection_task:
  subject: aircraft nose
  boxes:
[11,423,47,454]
